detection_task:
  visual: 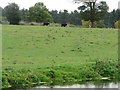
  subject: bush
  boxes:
[79,66,101,81]
[0,16,9,24]
[115,20,120,29]
[96,20,105,28]
[82,20,91,28]
[93,59,118,78]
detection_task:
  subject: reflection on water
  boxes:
[36,82,119,89]
[2,82,119,90]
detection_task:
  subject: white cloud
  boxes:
[0,0,119,12]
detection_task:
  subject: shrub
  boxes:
[115,20,120,29]
[93,59,118,78]
[82,20,91,28]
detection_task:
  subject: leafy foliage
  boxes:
[50,10,81,25]
[115,20,120,28]
[28,2,53,22]
[4,3,21,25]
[94,60,118,78]
[20,9,29,22]
[0,6,3,17]
[81,20,91,28]
[2,60,119,89]
[77,1,109,27]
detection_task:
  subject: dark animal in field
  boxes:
[61,23,67,27]
[43,22,50,26]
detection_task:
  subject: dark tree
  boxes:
[104,9,120,28]
[4,3,21,25]
[20,8,29,21]
[49,10,59,23]
[0,6,3,23]
[116,9,120,20]
[75,0,109,27]
[0,6,3,17]
[50,9,81,26]
[58,10,69,24]
[69,10,81,25]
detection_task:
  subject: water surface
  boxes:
[3,82,119,90]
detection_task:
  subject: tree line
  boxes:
[0,1,120,28]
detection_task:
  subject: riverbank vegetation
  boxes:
[2,60,119,89]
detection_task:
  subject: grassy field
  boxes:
[2,25,119,88]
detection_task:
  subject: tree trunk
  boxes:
[89,2,95,28]
[91,21,94,28]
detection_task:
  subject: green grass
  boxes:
[3,25,118,69]
[2,25,118,88]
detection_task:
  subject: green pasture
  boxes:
[2,25,118,69]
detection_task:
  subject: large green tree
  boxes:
[103,9,120,28]
[50,10,59,23]
[0,6,3,17]
[20,8,29,22]
[69,10,81,25]
[58,10,69,23]
[49,10,81,25]
[74,0,109,27]
[0,6,3,23]
[4,3,21,25]
[28,2,53,22]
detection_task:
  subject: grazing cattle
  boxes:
[61,23,67,27]
[43,22,50,26]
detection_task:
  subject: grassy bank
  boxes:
[2,25,118,88]
[2,60,119,88]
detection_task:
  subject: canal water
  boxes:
[2,82,120,90]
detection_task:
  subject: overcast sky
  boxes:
[0,0,120,12]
